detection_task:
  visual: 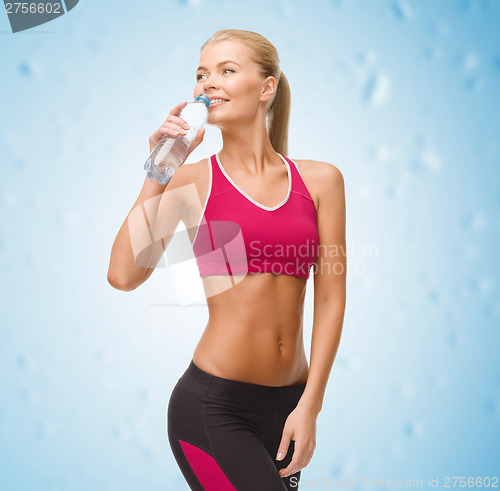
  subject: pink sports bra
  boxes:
[191,153,319,279]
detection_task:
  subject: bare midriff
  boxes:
[192,272,310,387]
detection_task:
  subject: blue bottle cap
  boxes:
[195,94,211,108]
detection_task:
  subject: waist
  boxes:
[193,321,308,386]
[178,359,307,410]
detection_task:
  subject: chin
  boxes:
[207,114,234,127]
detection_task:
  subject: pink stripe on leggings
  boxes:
[179,439,237,490]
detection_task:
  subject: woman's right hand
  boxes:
[148,101,206,157]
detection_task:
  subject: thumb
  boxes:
[188,127,205,152]
[276,430,292,461]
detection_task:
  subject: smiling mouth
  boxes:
[209,99,229,107]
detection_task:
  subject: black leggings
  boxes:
[167,359,307,490]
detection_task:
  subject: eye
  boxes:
[196,68,234,81]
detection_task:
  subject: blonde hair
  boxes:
[201,29,291,156]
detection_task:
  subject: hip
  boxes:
[171,359,307,411]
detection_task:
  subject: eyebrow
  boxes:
[196,60,241,72]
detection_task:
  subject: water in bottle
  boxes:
[144,94,211,184]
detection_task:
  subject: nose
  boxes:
[203,74,219,92]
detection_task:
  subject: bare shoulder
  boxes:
[291,159,344,210]
[185,157,211,198]
[166,157,208,189]
[294,159,343,182]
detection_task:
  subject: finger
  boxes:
[278,440,309,477]
[278,456,300,478]
[276,430,292,461]
[279,460,302,479]
[191,127,204,141]
[280,448,313,478]
[149,125,183,148]
[165,114,190,130]
[188,128,205,152]
[159,122,188,137]
[169,101,188,116]
[195,127,205,140]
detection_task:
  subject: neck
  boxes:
[217,119,280,175]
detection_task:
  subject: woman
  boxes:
[108,29,346,491]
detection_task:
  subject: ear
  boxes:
[260,75,278,104]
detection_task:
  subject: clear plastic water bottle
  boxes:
[144,94,211,184]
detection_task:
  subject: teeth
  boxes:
[210,99,227,104]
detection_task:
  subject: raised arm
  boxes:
[107,168,190,292]
[107,101,206,291]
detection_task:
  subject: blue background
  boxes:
[1,0,499,489]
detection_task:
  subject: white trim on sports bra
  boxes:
[215,152,292,212]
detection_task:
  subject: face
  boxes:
[194,40,276,128]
